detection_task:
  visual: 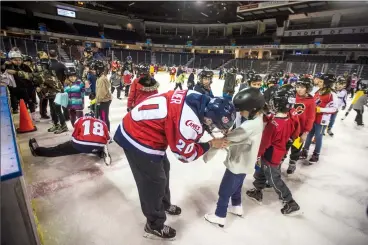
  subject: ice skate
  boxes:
[299,149,308,160]
[54,124,68,134]
[165,205,182,215]
[286,161,296,174]
[29,138,39,156]
[327,128,334,136]
[246,188,263,205]
[281,200,302,216]
[308,153,319,165]
[143,223,176,240]
[48,124,60,132]
[204,213,225,227]
[228,205,243,217]
[102,145,112,165]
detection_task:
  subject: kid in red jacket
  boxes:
[300,74,338,164]
[285,77,316,174]
[247,85,301,216]
[123,70,133,97]
[127,65,159,112]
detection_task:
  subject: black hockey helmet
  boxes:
[358,79,368,90]
[137,64,149,76]
[233,87,265,119]
[84,47,93,53]
[91,60,105,76]
[266,75,278,86]
[296,77,313,93]
[65,66,77,77]
[22,55,33,63]
[198,70,213,83]
[321,74,336,88]
[270,84,296,113]
[251,74,262,82]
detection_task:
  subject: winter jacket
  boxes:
[204,114,264,175]
[176,73,185,84]
[351,90,365,105]
[33,69,63,98]
[123,62,134,73]
[223,73,236,95]
[336,89,348,109]
[6,63,34,88]
[110,71,122,87]
[194,83,214,98]
[87,73,97,93]
[352,94,368,111]
[64,79,85,110]
[96,74,112,103]
[294,94,315,134]
[127,76,159,109]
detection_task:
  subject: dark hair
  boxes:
[49,50,58,58]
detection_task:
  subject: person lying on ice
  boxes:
[28,113,111,165]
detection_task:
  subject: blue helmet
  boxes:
[85,111,95,118]
[126,56,132,63]
[204,97,236,130]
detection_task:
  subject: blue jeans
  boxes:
[328,111,338,129]
[303,123,326,155]
[215,169,246,218]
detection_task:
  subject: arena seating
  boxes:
[357,56,368,64]
[192,53,233,69]
[285,54,347,63]
[109,48,151,64]
[154,52,193,66]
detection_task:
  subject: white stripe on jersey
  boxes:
[72,137,106,147]
[119,121,166,156]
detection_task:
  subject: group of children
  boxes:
[200,72,368,227]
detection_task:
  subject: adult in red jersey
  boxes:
[28,114,111,165]
[285,77,316,174]
[114,90,236,240]
[127,65,159,112]
[246,85,301,216]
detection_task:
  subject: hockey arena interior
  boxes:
[1,1,368,244]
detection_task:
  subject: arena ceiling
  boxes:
[62,1,367,24]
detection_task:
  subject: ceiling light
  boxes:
[288,7,294,14]
[128,2,135,6]
[237,15,244,20]
[201,12,208,17]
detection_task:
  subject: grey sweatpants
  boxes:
[253,159,293,202]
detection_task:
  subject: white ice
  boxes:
[18,72,368,245]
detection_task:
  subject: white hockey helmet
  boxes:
[8,50,22,59]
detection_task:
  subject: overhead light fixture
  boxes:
[129,2,135,6]
[201,12,208,17]
[288,7,294,13]
[237,15,244,20]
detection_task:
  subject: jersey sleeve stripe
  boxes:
[71,137,106,147]
[120,122,166,156]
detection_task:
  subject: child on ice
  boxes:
[204,87,266,227]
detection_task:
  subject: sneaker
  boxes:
[327,128,334,136]
[228,205,243,217]
[40,114,50,119]
[246,188,263,205]
[309,153,319,165]
[48,124,60,132]
[281,200,301,216]
[286,161,296,175]
[204,213,226,227]
[165,205,181,215]
[102,145,111,165]
[299,149,308,160]
[29,138,39,156]
[143,223,176,240]
[54,124,68,134]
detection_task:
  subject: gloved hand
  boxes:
[316,106,321,113]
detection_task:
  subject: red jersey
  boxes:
[293,94,316,134]
[314,90,338,125]
[170,68,177,75]
[72,117,110,147]
[127,77,158,109]
[258,115,299,166]
[123,73,132,85]
[114,90,210,162]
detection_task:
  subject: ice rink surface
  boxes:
[16,72,368,245]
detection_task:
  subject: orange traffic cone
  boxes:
[16,99,37,133]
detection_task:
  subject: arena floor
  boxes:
[16,72,368,245]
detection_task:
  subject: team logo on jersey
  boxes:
[185,120,201,133]
[294,103,306,115]
[222,116,229,124]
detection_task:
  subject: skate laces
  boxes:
[167,205,177,212]
[162,225,171,234]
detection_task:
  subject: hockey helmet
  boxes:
[204,97,236,131]
[126,56,133,63]
[65,66,77,77]
[91,60,106,76]
[8,50,22,59]
[22,55,33,63]
[233,87,265,119]
[296,77,313,93]
[358,80,368,90]
[269,84,296,113]
[321,74,336,88]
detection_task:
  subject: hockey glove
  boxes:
[316,107,321,113]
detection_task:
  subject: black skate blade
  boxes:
[143,232,176,241]
[282,209,304,217]
[204,217,226,230]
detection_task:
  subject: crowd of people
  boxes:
[1,46,367,241]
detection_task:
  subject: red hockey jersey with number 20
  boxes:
[72,117,110,147]
[114,90,211,162]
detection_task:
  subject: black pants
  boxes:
[354,109,364,125]
[111,86,122,98]
[69,109,84,127]
[49,97,66,126]
[284,139,303,163]
[38,96,48,117]
[35,140,103,157]
[253,159,293,202]
[63,107,70,121]
[124,84,130,97]
[123,149,171,230]
[8,86,18,112]
[174,83,183,90]
[350,88,355,98]
[98,100,111,131]
[15,87,35,113]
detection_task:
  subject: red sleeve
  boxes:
[304,100,316,133]
[127,79,137,109]
[165,113,210,163]
[72,118,82,138]
[258,122,275,158]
